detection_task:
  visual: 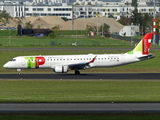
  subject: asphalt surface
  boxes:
[0,103,160,113]
[1,73,160,113]
[0,73,160,80]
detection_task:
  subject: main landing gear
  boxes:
[75,70,80,75]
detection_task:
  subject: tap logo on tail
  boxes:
[142,33,152,55]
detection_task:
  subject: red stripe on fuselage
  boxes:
[35,57,45,68]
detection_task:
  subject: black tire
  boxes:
[75,70,80,75]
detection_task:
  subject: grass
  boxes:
[0,36,131,46]
[0,113,160,120]
[1,30,160,119]
[0,80,160,103]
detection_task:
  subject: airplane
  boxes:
[3,33,154,75]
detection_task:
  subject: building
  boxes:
[0,0,159,20]
[119,25,139,36]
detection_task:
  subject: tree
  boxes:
[0,10,11,22]
[98,23,110,37]
[131,0,138,7]
[75,3,80,5]
[37,25,41,29]
[130,10,152,35]
[85,25,97,32]
[156,14,160,33]
[130,0,153,35]
[25,21,33,29]
[142,13,152,27]
[88,2,92,5]
[98,23,110,33]
[51,25,61,30]
[61,17,69,21]
[125,2,130,6]
[48,32,56,38]
[118,16,130,25]
[130,7,141,25]
[108,14,114,18]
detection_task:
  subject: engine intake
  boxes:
[53,65,68,73]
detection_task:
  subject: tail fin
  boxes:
[126,33,152,55]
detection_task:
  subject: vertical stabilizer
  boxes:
[126,33,152,55]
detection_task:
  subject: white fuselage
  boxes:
[3,33,154,74]
[3,53,140,70]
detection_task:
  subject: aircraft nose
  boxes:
[3,63,8,68]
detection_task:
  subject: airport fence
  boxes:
[111,34,141,44]
[0,36,130,47]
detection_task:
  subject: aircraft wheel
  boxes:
[75,70,80,75]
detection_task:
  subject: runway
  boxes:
[0,73,160,80]
[1,73,160,113]
[1,103,160,113]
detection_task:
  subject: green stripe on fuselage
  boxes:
[25,57,36,68]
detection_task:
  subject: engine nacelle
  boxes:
[53,65,68,73]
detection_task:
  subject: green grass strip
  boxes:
[0,80,160,103]
[0,113,160,120]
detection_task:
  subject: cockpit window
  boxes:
[10,59,16,61]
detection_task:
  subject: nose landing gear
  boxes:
[17,69,21,75]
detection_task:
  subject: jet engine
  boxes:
[53,65,68,73]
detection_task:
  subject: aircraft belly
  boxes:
[93,60,123,68]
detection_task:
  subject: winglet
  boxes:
[88,56,97,63]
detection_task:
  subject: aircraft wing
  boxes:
[68,62,90,70]
[68,56,97,70]
[51,56,97,70]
